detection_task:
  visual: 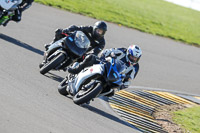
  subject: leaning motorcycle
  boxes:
[39,31,90,75]
[0,0,22,26]
[58,57,126,105]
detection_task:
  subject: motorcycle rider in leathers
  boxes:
[3,0,34,26]
[67,45,142,97]
[40,21,107,69]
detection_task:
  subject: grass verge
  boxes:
[34,0,200,47]
[173,105,200,133]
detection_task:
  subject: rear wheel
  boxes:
[58,77,69,96]
[73,82,103,105]
[40,53,66,75]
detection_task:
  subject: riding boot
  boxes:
[68,54,96,74]
[44,38,58,51]
[44,43,50,51]
[67,61,87,74]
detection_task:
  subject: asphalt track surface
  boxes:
[0,3,199,133]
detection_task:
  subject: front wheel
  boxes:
[58,77,69,96]
[40,53,66,75]
[73,82,103,105]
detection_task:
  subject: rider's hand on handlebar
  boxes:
[62,29,70,34]
[55,28,63,34]
[110,52,117,58]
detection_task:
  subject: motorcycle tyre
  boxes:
[73,82,103,105]
[40,53,65,75]
[58,77,69,96]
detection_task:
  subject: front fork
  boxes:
[43,37,66,60]
[43,42,61,63]
[42,42,69,70]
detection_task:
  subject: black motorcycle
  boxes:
[39,31,90,75]
[58,57,126,105]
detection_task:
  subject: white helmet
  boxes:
[126,45,142,65]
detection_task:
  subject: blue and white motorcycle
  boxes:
[58,57,126,105]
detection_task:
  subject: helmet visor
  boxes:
[128,54,140,64]
[95,28,105,37]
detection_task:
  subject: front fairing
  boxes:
[73,64,104,94]
[105,58,126,86]
[64,31,90,57]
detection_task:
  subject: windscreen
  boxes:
[106,58,126,81]
[74,31,90,49]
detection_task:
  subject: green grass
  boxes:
[173,106,200,133]
[35,0,200,47]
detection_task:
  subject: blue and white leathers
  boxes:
[101,48,140,87]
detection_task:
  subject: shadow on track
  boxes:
[0,33,43,56]
[44,72,64,82]
[58,94,141,131]
[81,102,141,131]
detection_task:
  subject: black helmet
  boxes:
[93,21,107,39]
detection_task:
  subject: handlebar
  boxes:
[61,33,69,37]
